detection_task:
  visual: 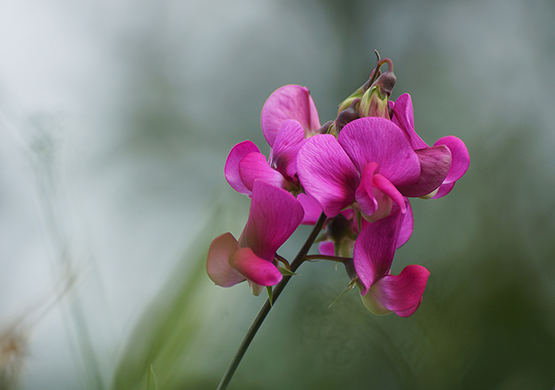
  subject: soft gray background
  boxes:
[1,0,554,389]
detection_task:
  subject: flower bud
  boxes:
[333,98,360,134]
[359,58,396,119]
[359,85,390,119]
[336,70,375,114]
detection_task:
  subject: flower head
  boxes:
[206,181,304,295]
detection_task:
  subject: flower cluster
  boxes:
[207,58,469,316]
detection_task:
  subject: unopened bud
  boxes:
[359,85,390,119]
[336,70,375,114]
[334,98,360,134]
[359,58,396,119]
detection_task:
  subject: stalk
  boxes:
[216,212,327,390]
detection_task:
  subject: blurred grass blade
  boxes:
[146,365,158,390]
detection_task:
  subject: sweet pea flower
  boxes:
[206,181,304,295]
[353,210,429,317]
[297,117,452,220]
[224,85,323,197]
[391,93,470,198]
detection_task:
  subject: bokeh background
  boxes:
[1,0,555,389]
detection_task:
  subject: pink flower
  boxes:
[297,117,452,220]
[353,210,429,317]
[206,181,304,295]
[391,93,470,198]
[224,85,322,196]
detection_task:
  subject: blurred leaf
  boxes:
[111,200,247,390]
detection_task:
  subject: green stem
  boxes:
[216,212,327,390]
[304,254,352,263]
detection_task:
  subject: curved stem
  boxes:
[216,212,327,390]
[304,254,352,263]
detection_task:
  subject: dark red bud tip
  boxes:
[318,121,333,134]
[374,58,396,96]
[376,71,396,96]
[335,98,360,133]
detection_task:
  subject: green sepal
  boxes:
[277,265,297,276]
[328,278,357,308]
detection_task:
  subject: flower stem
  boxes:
[304,254,352,263]
[216,212,327,390]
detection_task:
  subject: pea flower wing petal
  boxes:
[229,247,283,287]
[432,136,470,198]
[239,152,291,192]
[353,211,402,294]
[206,233,245,287]
[225,140,261,195]
[397,145,452,197]
[365,264,430,317]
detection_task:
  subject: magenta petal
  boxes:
[270,119,306,180]
[373,174,406,214]
[353,211,403,294]
[297,134,360,217]
[229,247,283,286]
[239,152,290,192]
[297,193,322,225]
[434,136,470,184]
[239,181,304,261]
[319,241,335,256]
[432,181,456,199]
[206,233,245,287]
[369,264,430,317]
[261,85,321,147]
[391,94,428,150]
[396,199,413,248]
[225,141,261,195]
[339,117,420,186]
[397,145,452,197]
[355,163,379,217]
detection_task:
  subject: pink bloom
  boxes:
[353,210,429,317]
[261,84,321,147]
[225,85,323,219]
[297,117,451,220]
[206,181,304,295]
[391,93,470,198]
